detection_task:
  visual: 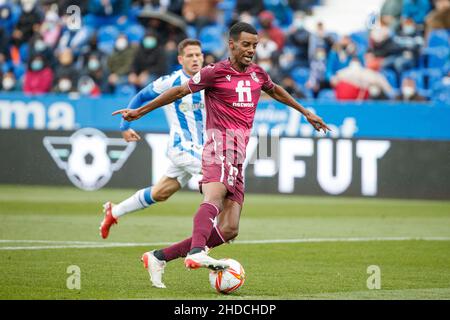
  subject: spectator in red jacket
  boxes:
[23,54,53,94]
[258,10,285,50]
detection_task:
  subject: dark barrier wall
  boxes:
[1,129,449,200]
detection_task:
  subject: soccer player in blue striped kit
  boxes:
[99,39,240,288]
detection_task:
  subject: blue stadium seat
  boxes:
[199,25,225,55]
[424,46,450,69]
[317,89,336,100]
[125,24,145,44]
[97,25,120,55]
[115,84,137,97]
[217,0,236,26]
[350,31,369,54]
[291,67,310,86]
[422,68,443,91]
[381,68,398,89]
[427,29,450,48]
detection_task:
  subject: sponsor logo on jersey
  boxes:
[226,75,231,82]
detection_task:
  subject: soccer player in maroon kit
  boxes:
[113,22,330,288]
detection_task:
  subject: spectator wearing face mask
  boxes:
[1,71,20,92]
[308,22,335,62]
[258,10,285,50]
[128,33,167,89]
[0,0,17,35]
[326,36,358,81]
[28,34,55,68]
[53,48,80,93]
[386,18,424,74]
[107,34,137,89]
[77,75,101,97]
[396,77,427,101]
[256,32,278,73]
[23,54,53,94]
[306,47,330,99]
[39,9,62,49]
[368,21,404,71]
[287,11,310,68]
[82,53,111,94]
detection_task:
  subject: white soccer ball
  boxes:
[209,259,245,294]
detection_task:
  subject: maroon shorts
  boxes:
[199,161,245,206]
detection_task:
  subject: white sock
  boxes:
[112,187,156,218]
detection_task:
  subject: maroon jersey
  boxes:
[188,58,274,165]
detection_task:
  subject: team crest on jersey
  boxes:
[226,75,231,82]
[251,72,260,83]
[193,71,201,84]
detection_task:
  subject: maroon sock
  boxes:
[161,226,225,262]
[190,202,220,250]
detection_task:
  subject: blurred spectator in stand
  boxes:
[256,31,279,72]
[396,77,427,101]
[288,0,316,14]
[0,28,11,71]
[306,47,329,99]
[53,48,80,92]
[39,8,62,49]
[368,21,404,72]
[281,75,306,99]
[235,0,265,17]
[84,0,131,28]
[81,52,111,94]
[79,33,107,69]
[258,10,285,50]
[387,17,424,74]
[77,74,101,97]
[128,32,167,89]
[11,0,43,48]
[326,36,357,81]
[1,71,20,92]
[331,57,393,101]
[107,34,137,90]
[138,0,184,15]
[425,0,450,36]
[0,0,17,35]
[29,34,56,68]
[380,0,403,30]
[182,0,221,36]
[23,54,53,94]
[263,0,293,28]
[204,53,218,65]
[287,11,310,68]
[401,0,431,26]
[308,21,335,61]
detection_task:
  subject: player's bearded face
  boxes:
[231,32,258,67]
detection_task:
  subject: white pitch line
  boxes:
[0,237,450,251]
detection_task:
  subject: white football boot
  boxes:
[141,251,166,289]
[184,250,231,271]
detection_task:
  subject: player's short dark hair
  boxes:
[229,22,258,41]
[178,39,202,55]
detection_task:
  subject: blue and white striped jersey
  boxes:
[120,69,206,160]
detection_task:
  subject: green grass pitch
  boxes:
[0,185,449,300]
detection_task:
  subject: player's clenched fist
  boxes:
[112,108,141,121]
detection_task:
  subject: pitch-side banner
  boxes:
[1,93,450,140]
[1,129,449,200]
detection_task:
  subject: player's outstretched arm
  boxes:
[265,84,331,133]
[112,83,191,121]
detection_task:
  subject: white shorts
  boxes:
[165,147,202,187]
